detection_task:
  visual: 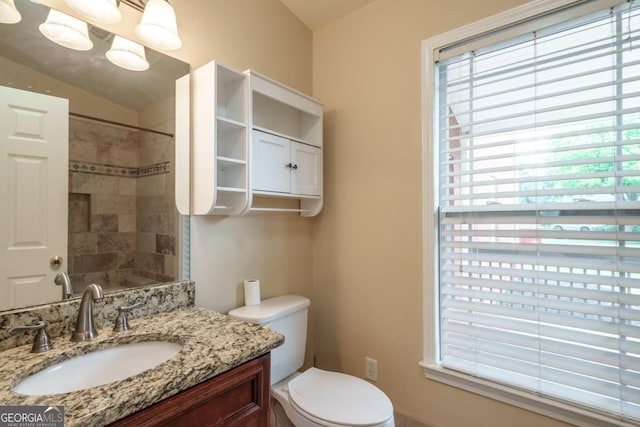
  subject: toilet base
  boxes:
[271,371,395,427]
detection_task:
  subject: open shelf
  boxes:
[251,126,318,148]
[252,190,321,200]
[216,65,247,123]
[249,207,312,213]
[191,60,250,215]
[217,116,246,129]
[218,186,246,193]
[217,156,247,167]
[251,92,322,148]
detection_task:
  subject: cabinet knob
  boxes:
[286,163,293,169]
[292,164,298,170]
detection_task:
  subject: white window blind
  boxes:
[436,0,640,422]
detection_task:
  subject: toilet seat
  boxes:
[287,368,393,427]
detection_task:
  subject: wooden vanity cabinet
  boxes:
[110,354,271,427]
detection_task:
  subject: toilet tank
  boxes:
[228,295,310,385]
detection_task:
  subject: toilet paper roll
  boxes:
[243,279,261,306]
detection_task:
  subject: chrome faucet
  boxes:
[71,283,104,342]
[54,271,73,300]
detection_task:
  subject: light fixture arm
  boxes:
[120,0,175,13]
[119,0,145,13]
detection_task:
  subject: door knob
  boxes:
[50,256,63,266]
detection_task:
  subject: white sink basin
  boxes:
[13,341,182,396]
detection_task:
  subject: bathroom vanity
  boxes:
[0,283,283,427]
[111,353,270,426]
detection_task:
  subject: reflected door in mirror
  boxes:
[0,86,68,310]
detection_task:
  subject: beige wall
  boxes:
[312,0,571,426]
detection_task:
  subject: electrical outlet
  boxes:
[365,357,378,382]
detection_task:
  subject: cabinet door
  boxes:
[252,130,290,193]
[109,354,271,427]
[291,142,321,196]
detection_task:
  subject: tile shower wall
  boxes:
[136,120,176,285]
[68,118,176,293]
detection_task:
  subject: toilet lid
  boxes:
[288,368,393,426]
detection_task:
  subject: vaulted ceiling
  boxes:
[280,0,377,31]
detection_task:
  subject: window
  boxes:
[423,0,640,424]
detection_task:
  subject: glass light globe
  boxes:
[39,9,93,51]
[64,0,121,24]
[106,36,150,72]
[0,0,22,24]
[135,0,182,51]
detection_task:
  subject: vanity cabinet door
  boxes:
[110,353,271,427]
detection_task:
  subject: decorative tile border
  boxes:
[137,161,171,177]
[70,161,170,178]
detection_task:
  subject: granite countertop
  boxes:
[0,307,283,426]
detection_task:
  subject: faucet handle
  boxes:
[9,321,53,353]
[113,302,144,332]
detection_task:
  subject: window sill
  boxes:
[419,362,636,427]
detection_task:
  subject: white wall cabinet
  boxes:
[247,71,323,216]
[252,130,321,197]
[182,61,323,217]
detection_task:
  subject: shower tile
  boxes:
[144,214,176,235]
[156,234,175,255]
[97,144,137,168]
[91,215,118,232]
[137,214,162,234]
[118,215,136,232]
[118,177,136,196]
[136,270,173,283]
[92,195,136,215]
[73,253,118,274]
[70,173,119,195]
[98,232,136,252]
[71,120,134,146]
[166,170,175,193]
[138,136,172,165]
[69,139,97,163]
[137,195,173,215]
[137,174,167,196]
[69,233,97,254]
[118,252,135,270]
[137,232,156,254]
[164,254,177,278]
[69,194,90,233]
[136,252,165,274]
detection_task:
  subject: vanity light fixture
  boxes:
[134,0,182,51]
[0,0,22,24]
[41,0,182,52]
[39,9,93,51]
[64,0,121,25]
[106,35,149,71]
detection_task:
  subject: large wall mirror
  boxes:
[0,0,190,312]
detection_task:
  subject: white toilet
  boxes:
[228,295,395,427]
